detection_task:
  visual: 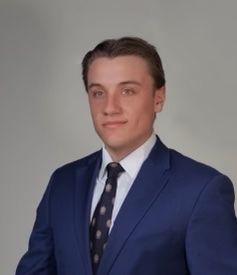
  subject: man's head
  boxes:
[82,37,166,161]
[82,37,165,91]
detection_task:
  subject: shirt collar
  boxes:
[98,133,157,181]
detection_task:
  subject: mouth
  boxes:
[102,121,127,129]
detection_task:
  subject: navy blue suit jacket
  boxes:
[16,137,237,274]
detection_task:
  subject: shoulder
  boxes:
[51,149,101,178]
[154,136,225,183]
[170,149,219,175]
[166,149,235,215]
[168,148,231,188]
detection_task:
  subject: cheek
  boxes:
[89,102,101,119]
[126,113,153,135]
[89,110,101,132]
[129,101,155,123]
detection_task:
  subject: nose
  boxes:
[103,93,121,115]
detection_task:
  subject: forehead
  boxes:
[87,55,152,85]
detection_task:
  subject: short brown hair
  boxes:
[82,36,166,90]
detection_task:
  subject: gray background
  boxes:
[0,0,236,274]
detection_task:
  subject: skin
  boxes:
[87,55,166,161]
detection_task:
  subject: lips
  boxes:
[102,121,127,128]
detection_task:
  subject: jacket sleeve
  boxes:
[186,174,237,274]
[15,173,57,275]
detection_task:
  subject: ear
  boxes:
[154,86,166,113]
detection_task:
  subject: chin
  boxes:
[104,140,125,151]
[99,132,123,145]
[102,138,128,152]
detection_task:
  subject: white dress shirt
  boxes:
[90,133,157,232]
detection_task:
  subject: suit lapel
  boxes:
[97,137,171,275]
[74,151,102,275]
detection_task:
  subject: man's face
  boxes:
[87,55,165,160]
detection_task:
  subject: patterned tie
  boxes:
[90,162,124,274]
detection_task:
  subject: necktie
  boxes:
[90,162,124,274]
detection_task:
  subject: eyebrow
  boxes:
[88,83,104,90]
[118,81,141,86]
[88,81,141,90]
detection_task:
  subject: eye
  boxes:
[121,87,135,95]
[90,90,105,98]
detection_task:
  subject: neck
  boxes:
[105,133,154,162]
[106,147,136,162]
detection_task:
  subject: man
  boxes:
[16,37,237,275]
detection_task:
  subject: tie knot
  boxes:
[106,162,124,179]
